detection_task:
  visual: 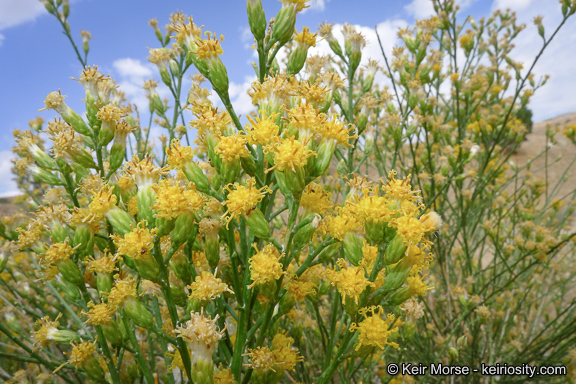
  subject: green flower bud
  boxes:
[287,45,309,75]
[384,234,407,265]
[246,208,270,239]
[343,232,363,266]
[183,161,211,194]
[58,258,84,287]
[137,187,156,226]
[247,0,267,41]
[124,298,155,329]
[106,207,136,236]
[381,259,411,291]
[96,272,113,294]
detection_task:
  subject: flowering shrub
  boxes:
[1,0,576,383]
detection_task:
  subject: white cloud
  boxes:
[303,0,329,13]
[405,0,476,19]
[0,0,46,30]
[113,58,154,80]
[404,0,435,20]
[229,75,257,117]
[0,33,4,47]
[492,0,533,11]
[0,150,19,197]
[112,58,160,113]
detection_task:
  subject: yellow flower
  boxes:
[326,259,374,304]
[42,238,76,266]
[286,278,317,302]
[301,183,333,214]
[82,301,115,326]
[249,75,293,109]
[88,184,118,221]
[106,275,138,307]
[96,104,124,123]
[382,171,419,203]
[166,139,194,170]
[191,107,233,136]
[166,349,186,372]
[175,310,225,364]
[85,253,117,274]
[322,206,362,241]
[188,271,233,301]
[265,135,316,173]
[151,178,205,219]
[245,346,275,371]
[349,306,399,351]
[214,366,236,384]
[244,112,280,146]
[318,115,357,147]
[407,275,433,296]
[32,316,61,349]
[271,332,303,371]
[111,221,157,260]
[392,215,427,247]
[286,101,324,139]
[215,133,250,162]
[123,154,166,188]
[195,31,224,61]
[222,178,270,227]
[294,26,317,48]
[248,243,285,288]
[353,186,394,224]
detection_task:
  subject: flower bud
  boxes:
[106,207,136,236]
[343,232,363,266]
[137,187,157,227]
[183,161,211,194]
[170,212,196,250]
[318,242,340,263]
[381,258,411,291]
[247,0,267,41]
[245,208,270,239]
[384,234,407,265]
[58,258,84,287]
[124,298,155,329]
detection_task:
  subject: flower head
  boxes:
[175,310,225,364]
[301,183,333,214]
[151,178,205,219]
[188,271,233,302]
[42,238,76,266]
[82,301,115,326]
[111,221,157,260]
[248,243,285,288]
[123,154,166,189]
[88,184,118,221]
[265,135,316,173]
[349,306,399,351]
[326,259,374,304]
[106,275,138,307]
[166,139,194,169]
[294,26,317,48]
[195,31,224,61]
[244,112,280,146]
[222,178,270,227]
[215,133,250,163]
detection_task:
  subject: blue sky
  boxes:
[0,0,574,197]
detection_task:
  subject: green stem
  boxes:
[121,310,156,384]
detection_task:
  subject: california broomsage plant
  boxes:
[1,0,576,383]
